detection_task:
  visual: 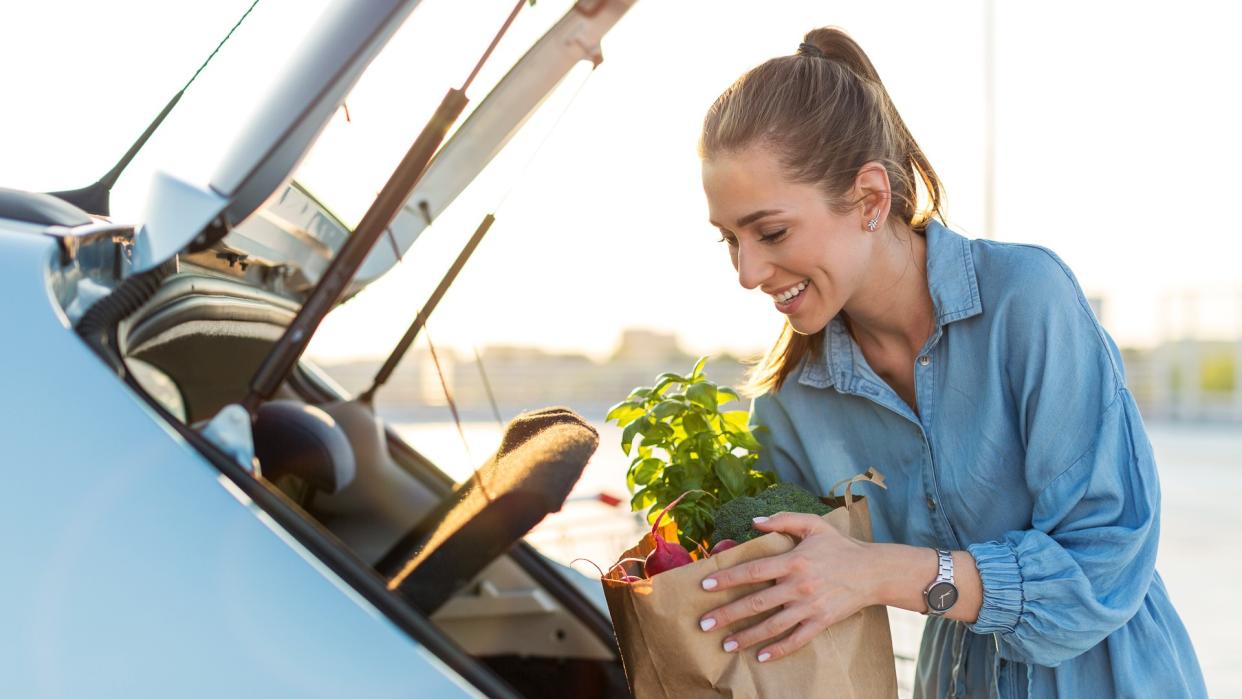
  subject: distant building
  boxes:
[610,329,686,364]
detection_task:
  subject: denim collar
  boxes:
[797,219,982,390]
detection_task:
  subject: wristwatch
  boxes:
[923,548,958,616]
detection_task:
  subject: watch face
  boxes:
[927,581,958,612]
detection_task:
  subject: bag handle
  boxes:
[828,467,887,507]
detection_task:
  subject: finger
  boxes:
[720,605,805,654]
[701,551,795,592]
[755,616,830,663]
[699,583,799,632]
[751,512,828,539]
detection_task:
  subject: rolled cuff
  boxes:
[966,540,1024,634]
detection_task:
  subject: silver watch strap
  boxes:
[935,548,954,584]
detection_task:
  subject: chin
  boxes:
[788,314,831,336]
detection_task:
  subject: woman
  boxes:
[693,28,1206,698]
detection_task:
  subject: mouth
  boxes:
[768,278,810,304]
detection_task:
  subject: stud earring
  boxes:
[866,215,879,232]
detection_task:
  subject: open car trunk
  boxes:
[41,1,641,695]
[120,268,630,698]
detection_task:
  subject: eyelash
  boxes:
[717,229,788,247]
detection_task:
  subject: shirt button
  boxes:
[926,496,937,510]
[918,355,931,366]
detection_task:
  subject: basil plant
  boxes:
[604,356,777,549]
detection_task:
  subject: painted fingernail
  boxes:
[699,617,716,631]
[758,652,772,663]
[752,516,769,524]
[723,640,739,652]
[702,577,718,590]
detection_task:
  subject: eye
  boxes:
[759,228,788,244]
[717,234,737,247]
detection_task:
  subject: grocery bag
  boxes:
[602,469,897,698]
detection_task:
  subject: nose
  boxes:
[734,239,772,291]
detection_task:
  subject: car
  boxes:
[0,1,638,696]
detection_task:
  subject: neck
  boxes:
[841,223,935,357]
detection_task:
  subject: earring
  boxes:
[866,215,879,232]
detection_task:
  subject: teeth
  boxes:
[775,280,809,303]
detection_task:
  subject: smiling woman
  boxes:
[695,26,1208,698]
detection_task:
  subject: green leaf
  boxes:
[721,410,750,432]
[631,487,657,513]
[690,355,710,380]
[686,381,718,412]
[715,453,747,497]
[682,411,710,437]
[652,377,676,397]
[728,428,762,452]
[716,387,741,406]
[605,401,646,427]
[634,458,663,486]
[621,419,643,456]
[628,387,653,400]
[645,422,674,443]
[653,400,684,420]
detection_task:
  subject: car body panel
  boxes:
[0,226,477,697]
[132,0,422,274]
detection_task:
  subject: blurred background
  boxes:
[3,0,1239,694]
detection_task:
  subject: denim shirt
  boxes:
[747,220,1207,698]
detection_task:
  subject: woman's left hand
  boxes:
[697,512,878,663]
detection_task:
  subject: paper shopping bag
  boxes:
[602,469,897,698]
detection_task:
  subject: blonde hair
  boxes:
[699,27,945,397]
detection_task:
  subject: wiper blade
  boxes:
[50,0,262,216]
[242,0,530,414]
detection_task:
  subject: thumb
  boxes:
[751,511,828,539]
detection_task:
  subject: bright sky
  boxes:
[3,1,1241,363]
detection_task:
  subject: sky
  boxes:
[3,0,1241,364]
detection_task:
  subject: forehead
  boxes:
[701,146,811,226]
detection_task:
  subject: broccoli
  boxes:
[709,482,832,546]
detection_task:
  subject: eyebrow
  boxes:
[710,209,784,229]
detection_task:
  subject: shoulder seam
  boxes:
[1006,243,1126,391]
[1043,385,1128,491]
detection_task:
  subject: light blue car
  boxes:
[1,1,637,696]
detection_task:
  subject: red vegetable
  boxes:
[709,538,738,555]
[645,492,694,576]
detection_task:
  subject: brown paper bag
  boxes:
[602,469,897,699]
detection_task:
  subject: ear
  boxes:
[853,162,892,231]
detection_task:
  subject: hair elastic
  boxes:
[797,42,825,59]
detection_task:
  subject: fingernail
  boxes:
[758,652,771,663]
[699,617,716,631]
[723,640,738,652]
[701,577,718,590]
[752,516,769,524]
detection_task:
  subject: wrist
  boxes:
[864,543,940,611]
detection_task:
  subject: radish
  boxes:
[644,492,694,576]
[709,538,738,555]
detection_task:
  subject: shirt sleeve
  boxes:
[966,247,1161,668]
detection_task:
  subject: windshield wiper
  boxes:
[242,0,529,414]
[50,1,262,216]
